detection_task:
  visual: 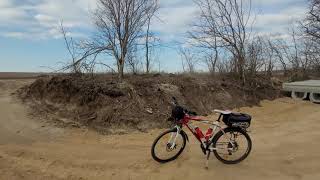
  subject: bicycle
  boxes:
[151,97,252,168]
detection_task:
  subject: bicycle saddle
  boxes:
[214,109,232,115]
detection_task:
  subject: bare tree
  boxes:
[288,28,301,74]
[145,1,160,74]
[204,51,218,74]
[300,40,313,77]
[126,45,141,74]
[179,47,197,73]
[269,39,289,75]
[265,27,315,80]
[59,22,82,74]
[264,38,276,77]
[303,0,320,44]
[145,17,152,74]
[201,35,219,75]
[91,0,159,80]
[217,56,233,74]
[245,36,277,79]
[190,0,253,84]
[246,37,264,77]
[302,0,320,75]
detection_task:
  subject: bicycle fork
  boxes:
[168,126,181,150]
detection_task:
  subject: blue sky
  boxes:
[0,0,308,72]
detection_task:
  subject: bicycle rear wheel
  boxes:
[151,129,186,163]
[212,127,252,164]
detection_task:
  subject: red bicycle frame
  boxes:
[177,113,225,150]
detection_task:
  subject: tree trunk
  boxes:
[118,56,125,81]
[238,55,246,85]
[210,45,218,75]
[118,62,124,81]
[145,17,151,74]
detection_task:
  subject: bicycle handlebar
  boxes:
[172,96,178,106]
[171,96,197,116]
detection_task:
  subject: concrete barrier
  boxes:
[291,91,308,100]
[283,80,320,103]
[310,92,320,103]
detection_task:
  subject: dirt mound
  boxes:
[16,74,281,133]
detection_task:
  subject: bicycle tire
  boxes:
[212,127,252,164]
[151,129,186,163]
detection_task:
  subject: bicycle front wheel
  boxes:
[151,129,186,163]
[212,127,252,164]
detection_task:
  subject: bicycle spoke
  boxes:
[214,130,250,162]
[154,132,184,160]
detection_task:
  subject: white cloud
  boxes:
[160,0,192,7]
[153,6,197,34]
[255,14,292,27]
[0,0,309,43]
[34,14,59,28]
[0,5,29,26]
[2,32,27,39]
[0,0,96,40]
[253,5,307,37]
[253,0,295,6]
[0,0,11,8]
[150,3,198,44]
[153,0,308,44]
[32,0,95,27]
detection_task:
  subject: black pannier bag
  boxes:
[222,113,251,129]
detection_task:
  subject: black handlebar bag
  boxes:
[171,106,185,120]
[223,113,251,129]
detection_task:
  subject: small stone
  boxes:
[146,108,153,114]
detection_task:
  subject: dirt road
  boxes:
[0,80,64,145]
[0,79,320,180]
